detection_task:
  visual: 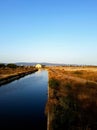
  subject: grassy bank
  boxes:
[0,66,38,86]
[46,66,97,130]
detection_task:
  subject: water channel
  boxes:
[0,70,48,129]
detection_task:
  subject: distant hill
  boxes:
[2,62,96,67]
[15,62,65,66]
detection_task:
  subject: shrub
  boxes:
[52,104,79,130]
[49,78,60,89]
[0,63,6,68]
[65,82,72,90]
[7,63,18,68]
[73,71,83,75]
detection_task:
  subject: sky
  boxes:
[0,0,97,65]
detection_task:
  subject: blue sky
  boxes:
[0,0,97,64]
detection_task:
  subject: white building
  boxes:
[35,64,42,69]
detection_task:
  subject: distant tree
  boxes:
[7,63,18,68]
[0,63,6,68]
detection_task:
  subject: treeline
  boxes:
[0,63,19,68]
[0,63,35,68]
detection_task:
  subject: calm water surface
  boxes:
[0,70,48,129]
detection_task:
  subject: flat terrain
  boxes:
[46,66,97,130]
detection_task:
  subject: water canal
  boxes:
[0,70,48,129]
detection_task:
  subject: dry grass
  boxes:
[47,66,97,130]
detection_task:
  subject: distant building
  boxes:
[35,64,42,69]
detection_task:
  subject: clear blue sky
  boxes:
[0,0,97,65]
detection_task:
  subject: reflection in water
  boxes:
[0,70,48,129]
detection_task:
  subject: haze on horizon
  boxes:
[0,0,97,65]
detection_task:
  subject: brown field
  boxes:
[46,66,97,130]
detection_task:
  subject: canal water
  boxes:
[0,70,48,129]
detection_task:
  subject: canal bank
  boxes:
[0,69,38,86]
